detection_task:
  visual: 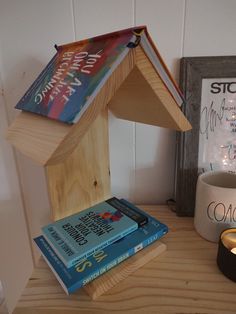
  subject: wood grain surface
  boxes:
[6,49,136,166]
[84,240,166,300]
[13,206,236,314]
[135,46,191,131]
[109,46,191,131]
[45,109,111,220]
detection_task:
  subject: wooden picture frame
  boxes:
[175,56,236,216]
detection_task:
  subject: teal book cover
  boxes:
[42,198,138,267]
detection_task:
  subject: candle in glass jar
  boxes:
[231,247,236,254]
[217,228,236,282]
[221,230,236,251]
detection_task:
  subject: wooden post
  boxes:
[45,109,111,221]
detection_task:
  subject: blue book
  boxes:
[35,201,168,294]
[42,198,142,268]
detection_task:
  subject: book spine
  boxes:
[106,198,148,227]
[34,237,71,294]
[79,232,160,288]
[42,227,75,268]
[68,224,137,268]
[40,250,69,295]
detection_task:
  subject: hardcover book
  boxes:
[42,198,142,268]
[15,26,184,124]
[34,200,168,294]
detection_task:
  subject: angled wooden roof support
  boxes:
[7,46,191,221]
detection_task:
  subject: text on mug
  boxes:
[207,201,236,222]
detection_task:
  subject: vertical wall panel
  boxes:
[134,0,185,204]
[0,68,33,312]
[0,0,75,234]
[73,0,135,200]
[73,0,134,39]
[136,0,185,80]
[0,0,75,310]
[0,0,75,122]
[184,0,236,56]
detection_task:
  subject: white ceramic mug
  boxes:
[194,171,236,242]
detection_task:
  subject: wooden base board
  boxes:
[83,240,166,300]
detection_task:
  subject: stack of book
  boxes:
[34,198,168,295]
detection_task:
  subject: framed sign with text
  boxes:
[175,56,236,216]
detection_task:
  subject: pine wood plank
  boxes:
[109,46,191,131]
[45,110,111,220]
[13,206,236,314]
[84,240,166,300]
[6,50,136,166]
[135,46,191,131]
[6,111,70,165]
[47,49,136,166]
[109,65,184,129]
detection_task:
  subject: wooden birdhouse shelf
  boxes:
[6,27,191,221]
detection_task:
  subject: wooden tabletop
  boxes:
[13,206,236,314]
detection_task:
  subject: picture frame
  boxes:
[175,56,236,216]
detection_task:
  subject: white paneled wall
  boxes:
[134,0,185,203]
[184,0,236,56]
[73,0,137,200]
[0,66,33,312]
[1,0,236,312]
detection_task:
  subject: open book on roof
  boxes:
[15,26,187,125]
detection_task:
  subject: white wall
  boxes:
[1,0,236,312]
[0,56,33,312]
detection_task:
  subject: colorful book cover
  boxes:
[15,26,184,124]
[42,198,139,268]
[34,200,168,294]
[15,28,138,124]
